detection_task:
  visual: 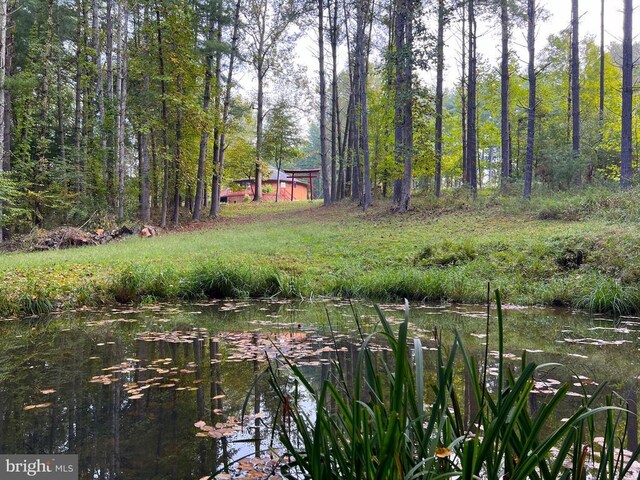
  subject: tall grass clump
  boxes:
[266,290,640,479]
[576,278,640,316]
[180,260,304,299]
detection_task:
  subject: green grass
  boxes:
[1,187,640,315]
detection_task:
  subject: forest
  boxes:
[0,0,635,237]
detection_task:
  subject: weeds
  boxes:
[265,290,640,479]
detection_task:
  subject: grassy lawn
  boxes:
[1,188,640,315]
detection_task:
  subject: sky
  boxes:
[442,0,640,87]
[240,1,640,126]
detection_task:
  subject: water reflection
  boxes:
[0,300,639,479]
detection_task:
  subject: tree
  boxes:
[620,0,633,187]
[434,0,446,197]
[466,0,477,196]
[263,100,303,201]
[393,0,413,211]
[523,0,536,199]
[242,0,303,201]
[0,0,8,240]
[355,0,371,208]
[318,0,330,205]
[571,0,580,185]
[116,0,128,221]
[500,0,510,191]
[192,0,217,221]
[211,0,242,218]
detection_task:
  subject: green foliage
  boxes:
[265,293,640,479]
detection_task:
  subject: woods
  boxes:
[0,0,637,236]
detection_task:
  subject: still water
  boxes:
[0,299,638,479]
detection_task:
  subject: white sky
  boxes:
[434,0,640,88]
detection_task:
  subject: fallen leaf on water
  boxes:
[435,447,452,458]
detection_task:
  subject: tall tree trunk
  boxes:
[500,0,510,191]
[392,0,412,211]
[93,0,104,129]
[172,78,183,226]
[139,130,150,223]
[74,0,84,192]
[139,16,150,223]
[106,0,115,209]
[358,0,371,208]
[319,0,331,205]
[193,8,215,221]
[156,5,169,226]
[1,4,12,241]
[329,0,338,201]
[466,0,477,196]
[210,3,222,213]
[620,0,633,188]
[523,0,536,199]
[116,0,128,221]
[571,0,581,185]
[460,3,467,185]
[595,0,604,184]
[0,0,6,242]
[211,0,241,218]
[254,61,265,201]
[56,51,66,192]
[434,0,444,197]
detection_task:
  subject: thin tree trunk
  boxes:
[523,0,536,199]
[319,0,331,205]
[594,0,604,184]
[156,5,169,226]
[571,0,581,185]
[210,3,223,213]
[329,0,338,201]
[0,0,6,241]
[392,0,412,211]
[358,0,371,208]
[621,0,633,187]
[93,0,103,127]
[56,52,66,192]
[460,3,467,184]
[74,0,83,192]
[116,0,128,221]
[434,0,444,197]
[467,0,477,196]
[193,8,215,221]
[1,5,11,241]
[254,63,265,201]
[139,43,150,222]
[500,0,510,191]
[172,78,182,226]
[106,0,115,209]
[211,0,241,218]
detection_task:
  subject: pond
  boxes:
[0,299,639,479]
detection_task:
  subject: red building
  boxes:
[219,167,310,204]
